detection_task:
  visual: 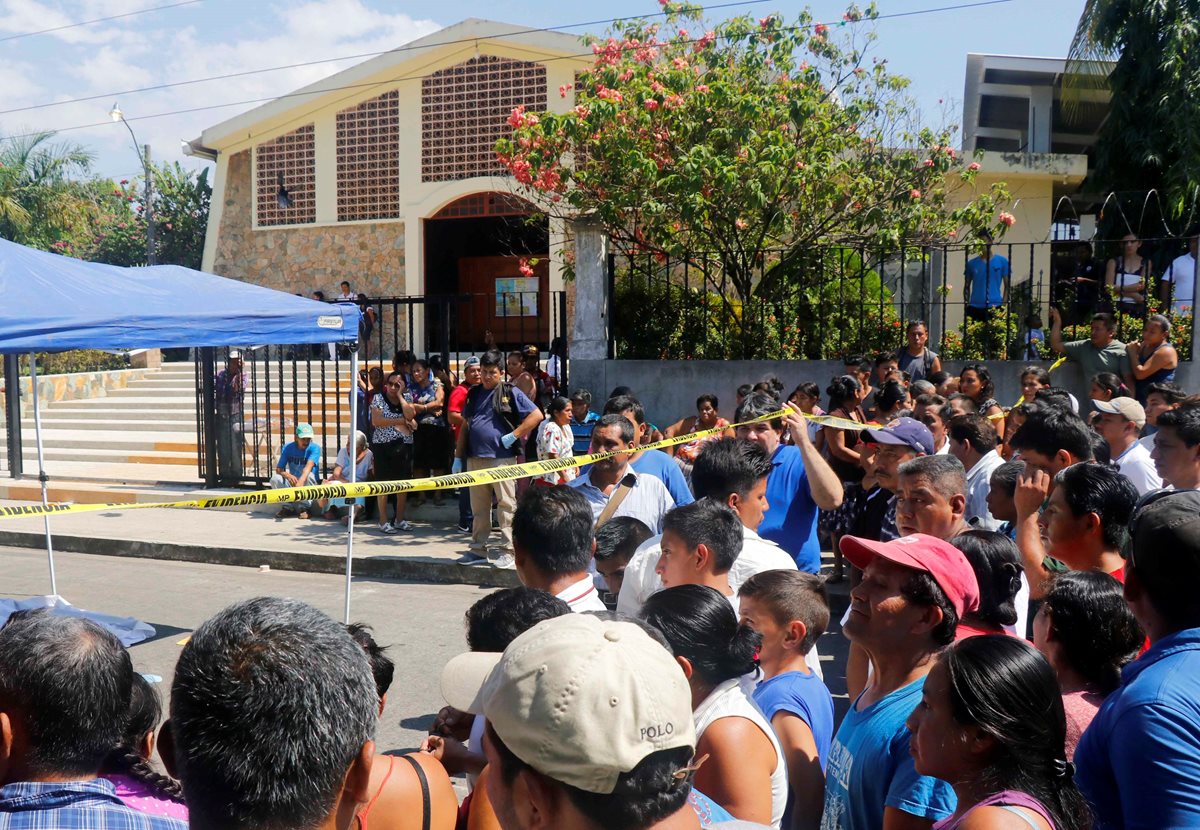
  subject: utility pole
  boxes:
[143,143,156,266]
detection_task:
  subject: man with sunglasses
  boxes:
[1075,490,1200,829]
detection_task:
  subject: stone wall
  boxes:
[211,150,407,298]
[0,368,150,423]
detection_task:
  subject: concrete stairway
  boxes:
[0,362,355,494]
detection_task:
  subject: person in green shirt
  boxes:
[1048,308,1132,406]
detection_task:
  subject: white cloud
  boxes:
[1,0,441,179]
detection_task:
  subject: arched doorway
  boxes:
[423,192,550,351]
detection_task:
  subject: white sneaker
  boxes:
[395,520,414,531]
[491,552,516,570]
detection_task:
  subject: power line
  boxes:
[0,0,776,117]
[0,0,1012,144]
[0,0,203,44]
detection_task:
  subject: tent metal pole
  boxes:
[343,346,358,625]
[28,353,57,598]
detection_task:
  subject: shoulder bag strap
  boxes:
[595,472,637,529]
[399,754,431,830]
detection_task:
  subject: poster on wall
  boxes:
[495,277,539,317]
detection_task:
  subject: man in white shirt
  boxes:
[947,413,1005,529]
[570,414,675,533]
[617,437,823,678]
[1159,231,1198,315]
[511,485,607,612]
[1094,397,1163,496]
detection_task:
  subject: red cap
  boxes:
[839,533,980,618]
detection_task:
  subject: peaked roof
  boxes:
[186,19,586,157]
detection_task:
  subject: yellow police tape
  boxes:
[0,408,871,520]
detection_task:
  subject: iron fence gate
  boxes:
[196,292,569,487]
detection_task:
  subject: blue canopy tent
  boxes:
[0,237,366,624]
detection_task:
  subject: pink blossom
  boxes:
[596,87,623,102]
[923,159,934,168]
[696,84,710,93]
[910,189,922,199]
[672,56,689,70]
[968,161,981,171]
[519,259,535,277]
[507,106,526,128]
[678,28,689,38]
[645,99,660,111]
[999,212,1016,227]
[574,105,590,118]
[948,230,957,238]
[559,83,573,98]
[813,22,828,37]
[759,16,772,28]
[165,223,173,230]
[735,218,748,230]
[119,179,128,184]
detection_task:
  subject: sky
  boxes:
[0,0,1086,183]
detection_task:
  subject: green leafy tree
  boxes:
[1065,0,1200,220]
[497,1,1013,340]
[82,162,211,268]
[0,131,94,250]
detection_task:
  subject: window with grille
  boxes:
[255,124,316,226]
[336,90,401,222]
[421,55,547,182]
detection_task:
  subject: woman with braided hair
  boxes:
[100,673,188,820]
[906,635,1091,830]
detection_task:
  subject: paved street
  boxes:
[5,544,853,757]
[4,546,491,752]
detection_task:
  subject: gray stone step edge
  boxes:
[0,528,522,589]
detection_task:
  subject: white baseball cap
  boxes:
[1093,396,1146,428]
[440,614,696,795]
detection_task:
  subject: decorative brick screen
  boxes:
[421,55,547,182]
[336,90,401,222]
[255,124,316,226]
[433,192,536,219]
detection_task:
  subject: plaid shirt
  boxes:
[0,780,187,830]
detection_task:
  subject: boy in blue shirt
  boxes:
[739,569,835,830]
[271,422,321,518]
[1075,490,1200,829]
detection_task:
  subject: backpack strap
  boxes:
[399,754,431,830]
[595,473,637,529]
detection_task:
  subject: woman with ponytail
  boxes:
[906,635,1090,830]
[100,673,188,821]
[639,585,788,828]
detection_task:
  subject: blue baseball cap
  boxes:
[861,417,933,456]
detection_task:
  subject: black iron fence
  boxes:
[609,237,1197,361]
[196,292,569,487]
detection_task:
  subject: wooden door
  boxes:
[456,255,550,349]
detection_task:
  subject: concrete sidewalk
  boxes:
[0,504,522,588]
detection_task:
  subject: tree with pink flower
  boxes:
[496,0,1014,342]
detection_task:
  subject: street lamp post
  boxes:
[109,103,156,266]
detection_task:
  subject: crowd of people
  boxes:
[9,314,1200,830]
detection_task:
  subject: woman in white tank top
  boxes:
[1106,234,1149,317]
[640,585,789,828]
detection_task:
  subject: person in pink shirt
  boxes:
[1032,571,1144,759]
[100,674,189,822]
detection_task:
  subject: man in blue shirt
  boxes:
[1075,490,1200,829]
[604,395,694,507]
[822,533,978,829]
[271,422,321,518]
[453,350,543,565]
[963,233,1010,321]
[733,393,844,572]
[0,611,186,830]
[569,388,601,455]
